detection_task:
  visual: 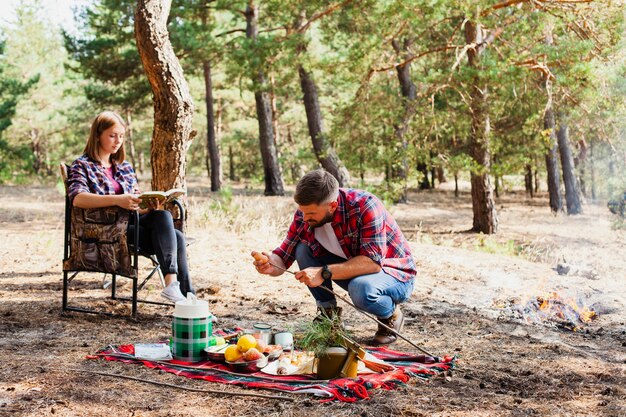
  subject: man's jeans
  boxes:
[295,243,414,319]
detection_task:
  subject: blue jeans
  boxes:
[295,243,414,319]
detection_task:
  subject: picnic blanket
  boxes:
[87,342,456,402]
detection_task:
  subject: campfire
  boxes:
[496,291,597,331]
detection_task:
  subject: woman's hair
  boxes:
[84,111,127,163]
[294,169,339,206]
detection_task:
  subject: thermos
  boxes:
[171,293,212,362]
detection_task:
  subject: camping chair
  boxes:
[60,163,185,318]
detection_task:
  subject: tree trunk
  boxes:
[542,29,561,213]
[557,115,582,214]
[389,38,417,203]
[544,104,562,213]
[245,2,284,196]
[203,59,221,191]
[465,20,498,234]
[298,65,350,187]
[454,173,459,198]
[417,162,430,189]
[134,0,194,198]
[228,145,236,181]
[525,164,534,197]
[436,167,446,183]
[124,109,137,172]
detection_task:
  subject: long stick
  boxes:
[50,368,295,401]
[270,263,438,358]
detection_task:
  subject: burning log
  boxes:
[497,291,597,331]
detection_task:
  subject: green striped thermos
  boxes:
[171,294,213,362]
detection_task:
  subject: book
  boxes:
[138,188,185,209]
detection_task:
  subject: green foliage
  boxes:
[297,315,349,357]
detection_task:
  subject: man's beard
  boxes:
[308,210,334,228]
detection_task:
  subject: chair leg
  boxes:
[111,274,117,300]
[132,276,138,318]
[62,271,69,311]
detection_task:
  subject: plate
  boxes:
[225,354,269,372]
[203,344,229,363]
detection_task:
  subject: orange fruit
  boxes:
[224,345,242,362]
[237,334,257,353]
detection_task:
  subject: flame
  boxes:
[502,291,597,331]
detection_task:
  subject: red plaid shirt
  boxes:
[67,154,139,202]
[273,189,416,282]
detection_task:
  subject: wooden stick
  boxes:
[48,368,295,401]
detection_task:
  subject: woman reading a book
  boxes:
[67,111,193,303]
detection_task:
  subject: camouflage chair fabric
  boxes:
[63,206,136,278]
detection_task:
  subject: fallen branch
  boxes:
[47,368,295,402]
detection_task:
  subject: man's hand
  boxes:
[295,267,324,287]
[252,251,277,275]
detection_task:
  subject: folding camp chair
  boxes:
[60,163,185,318]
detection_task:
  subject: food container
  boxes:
[171,294,213,362]
[252,323,273,344]
[203,344,229,363]
[225,354,269,372]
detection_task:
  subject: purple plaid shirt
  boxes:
[67,154,139,202]
[273,188,416,282]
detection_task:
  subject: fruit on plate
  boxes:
[255,338,268,353]
[237,334,257,353]
[242,347,262,361]
[224,345,243,362]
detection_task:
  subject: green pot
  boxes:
[315,347,351,379]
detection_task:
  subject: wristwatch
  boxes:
[321,265,333,280]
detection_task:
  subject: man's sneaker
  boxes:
[161,281,186,303]
[372,306,404,345]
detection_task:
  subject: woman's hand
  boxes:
[143,198,162,211]
[116,194,142,211]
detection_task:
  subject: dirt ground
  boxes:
[0,178,625,417]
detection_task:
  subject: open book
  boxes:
[138,188,185,209]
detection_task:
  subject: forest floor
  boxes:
[0,178,625,417]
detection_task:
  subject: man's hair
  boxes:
[84,111,126,163]
[294,169,339,205]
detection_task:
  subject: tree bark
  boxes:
[464,20,498,234]
[124,109,137,172]
[245,2,284,196]
[134,0,194,198]
[389,38,417,203]
[542,29,562,214]
[298,65,350,187]
[525,164,534,197]
[203,59,221,191]
[557,115,582,214]
[544,104,561,213]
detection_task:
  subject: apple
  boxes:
[242,347,263,361]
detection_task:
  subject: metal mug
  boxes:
[253,323,272,344]
[274,331,294,351]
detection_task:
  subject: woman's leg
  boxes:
[174,229,194,295]
[137,210,192,296]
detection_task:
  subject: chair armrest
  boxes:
[169,198,185,231]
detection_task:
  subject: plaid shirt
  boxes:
[67,154,139,202]
[273,188,416,282]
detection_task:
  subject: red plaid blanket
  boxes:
[88,343,455,402]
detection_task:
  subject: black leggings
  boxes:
[128,210,194,295]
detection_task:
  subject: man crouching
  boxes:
[253,169,416,345]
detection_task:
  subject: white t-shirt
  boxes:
[314,223,347,259]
